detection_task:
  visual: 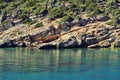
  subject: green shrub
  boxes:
[61,15,74,23]
[33,8,45,15]
[49,7,65,19]
[35,22,43,28]
[28,20,37,25]
[1,20,9,25]
[18,14,31,24]
[106,20,116,26]
[0,2,7,9]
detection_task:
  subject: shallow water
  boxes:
[0,48,120,80]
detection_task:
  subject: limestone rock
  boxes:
[114,39,120,47]
[88,44,100,48]
[85,37,98,45]
[37,41,57,49]
[99,40,111,48]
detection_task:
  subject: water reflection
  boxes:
[0,48,120,73]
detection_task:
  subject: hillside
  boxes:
[0,0,120,48]
[0,0,120,26]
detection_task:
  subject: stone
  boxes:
[114,39,120,47]
[31,26,57,42]
[85,37,98,45]
[14,41,26,47]
[88,44,100,48]
[58,22,72,31]
[78,17,87,26]
[23,35,33,47]
[37,41,57,49]
[58,33,82,48]
[98,16,110,21]
[59,36,78,48]
[99,40,111,48]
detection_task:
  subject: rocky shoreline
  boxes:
[0,21,120,49]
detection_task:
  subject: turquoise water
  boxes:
[0,48,120,80]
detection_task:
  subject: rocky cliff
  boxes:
[0,20,120,49]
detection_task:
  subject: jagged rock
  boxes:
[23,35,33,47]
[98,34,109,41]
[86,18,92,23]
[78,17,87,26]
[85,37,98,45]
[0,40,15,48]
[37,41,57,49]
[32,26,58,41]
[58,22,73,31]
[88,44,100,48]
[0,34,15,47]
[37,32,83,49]
[13,41,26,47]
[58,33,82,48]
[0,40,6,47]
[59,36,78,48]
[98,16,110,21]
[114,39,120,47]
[99,40,111,48]
[76,34,82,46]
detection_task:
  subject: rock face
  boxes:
[58,34,82,48]
[1,22,120,49]
[37,33,82,49]
[0,34,15,47]
[58,22,73,31]
[31,26,57,41]
[85,37,98,45]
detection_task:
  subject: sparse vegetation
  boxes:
[0,0,120,26]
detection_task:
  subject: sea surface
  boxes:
[0,48,120,80]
